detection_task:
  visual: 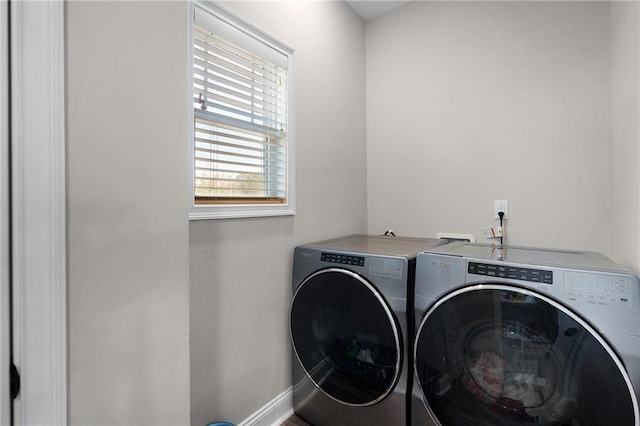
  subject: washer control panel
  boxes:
[565,271,633,306]
[468,262,553,284]
[369,257,404,280]
[321,252,365,267]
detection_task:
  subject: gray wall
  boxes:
[366,1,617,256]
[611,1,640,272]
[66,1,366,423]
[67,2,191,424]
[189,2,367,425]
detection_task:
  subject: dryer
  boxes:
[412,242,640,426]
[290,234,447,426]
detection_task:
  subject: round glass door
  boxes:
[415,284,638,426]
[290,268,402,406]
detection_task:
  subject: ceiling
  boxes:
[345,0,413,21]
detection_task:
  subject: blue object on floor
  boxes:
[207,423,235,426]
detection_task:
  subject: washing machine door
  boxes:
[290,268,402,406]
[414,284,639,426]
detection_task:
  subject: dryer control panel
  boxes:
[321,252,365,267]
[468,262,553,284]
[565,271,633,306]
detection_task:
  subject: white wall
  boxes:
[611,1,640,273]
[366,1,615,256]
[189,2,367,425]
[66,2,191,424]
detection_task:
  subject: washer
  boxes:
[290,234,448,426]
[412,242,640,426]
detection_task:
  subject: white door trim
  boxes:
[0,0,11,423]
[10,0,66,423]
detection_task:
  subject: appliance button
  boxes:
[530,271,542,282]
[518,268,529,281]
[486,265,498,276]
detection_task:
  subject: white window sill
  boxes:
[189,204,295,220]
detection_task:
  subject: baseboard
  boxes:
[238,387,293,426]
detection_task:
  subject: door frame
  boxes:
[10,0,66,423]
[1,0,11,423]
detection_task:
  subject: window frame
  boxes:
[189,0,295,220]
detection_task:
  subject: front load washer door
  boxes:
[290,268,402,406]
[414,284,638,426]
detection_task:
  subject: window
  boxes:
[190,1,295,219]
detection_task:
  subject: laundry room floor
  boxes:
[280,414,312,426]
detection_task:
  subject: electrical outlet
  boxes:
[494,200,509,220]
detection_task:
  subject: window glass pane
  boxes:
[191,3,290,211]
[415,288,636,426]
[194,118,285,199]
[291,270,402,405]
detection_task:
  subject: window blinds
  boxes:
[193,26,288,202]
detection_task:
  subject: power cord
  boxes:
[498,211,504,246]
